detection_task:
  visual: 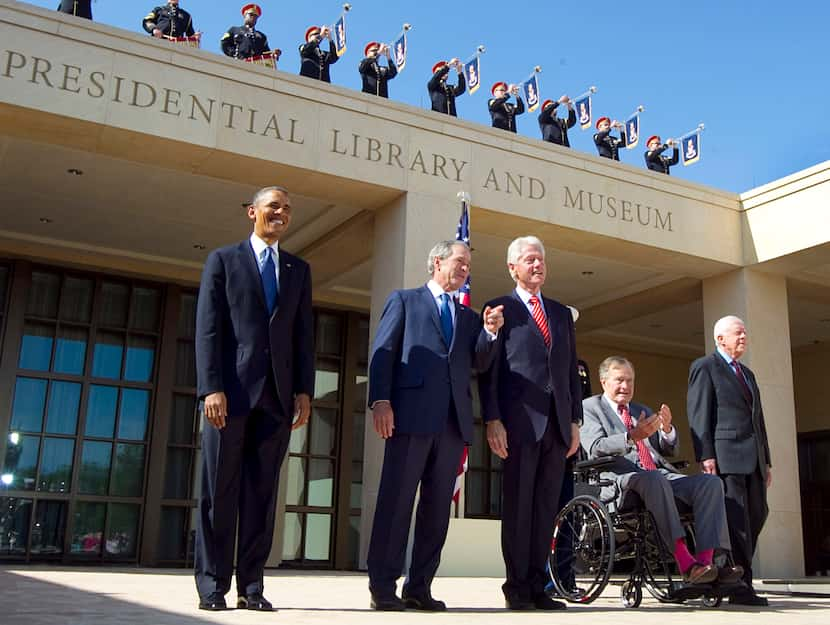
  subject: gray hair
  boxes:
[598,356,634,381]
[506,236,545,280]
[427,240,469,275]
[713,315,744,345]
[252,185,289,206]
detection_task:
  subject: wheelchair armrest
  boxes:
[575,457,617,471]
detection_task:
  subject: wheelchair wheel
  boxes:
[641,514,684,602]
[549,495,615,603]
[620,580,643,608]
[701,594,723,608]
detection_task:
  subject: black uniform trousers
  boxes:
[501,412,568,602]
[194,372,291,599]
[367,405,464,599]
[722,466,768,587]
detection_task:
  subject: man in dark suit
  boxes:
[478,236,582,611]
[645,135,680,175]
[367,241,504,611]
[58,1,92,18]
[538,96,577,147]
[299,25,339,83]
[428,59,466,117]
[194,186,314,612]
[688,315,772,606]
[582,356,742,585]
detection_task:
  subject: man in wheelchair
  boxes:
[580,356,743,586]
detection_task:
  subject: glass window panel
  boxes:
[59,276,93,323]
[489,472,503,517]
[18,322,54,371]
[106,503,139,557]
[307,459,334,507]
[310,407,336,457]
[0,497,32,555]
[178,293,197,338]
[92,332,123,379]
[131,287,161,331]
[284,457,306,506]
[71,501,104,554]
[314,363,340,402]
[353,373,368,413]
[347,514,361,569]
[157,507,187,560]
[464,470,486,517]
[53,326,88,375]
[351,409,365,462]
[288,422,308,455]
[37,438,74,493]
[30,500,67,554]
[304,513,331,561]
[10,377,48,432]
[44,381,81,435]
[315,313,342,355]
[124,335,155,382]
[169,394,196,445]
[26,271,60,318]
[356,317,370,364]
[110,443,145,497]
[350,461,363,509]
[164,448,191,500]
[84,385,118,438]
[98,282,129,327]
[0,265,8,309]
[2,434,39,491]
[78,441,112,495]
[282,512,302,560]
[174,340,196,387]
[118,389,149,440]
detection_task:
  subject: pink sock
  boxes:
[674,538,696,573]
[696,548,714,566]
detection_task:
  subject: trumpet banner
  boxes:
[393,32,407,72]
[334,15,347,57]
[681,132,701,166]
[522,73,541,113]
[625,113,641,149]
[575,95,592,129]
[464,56,481,95]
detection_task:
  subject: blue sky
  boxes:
[38,0,829,192]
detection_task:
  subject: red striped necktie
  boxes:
[619,405,657,471]
[528,295,551,347]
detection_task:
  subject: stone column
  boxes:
[358,191,461,569]
[702,268,804,578]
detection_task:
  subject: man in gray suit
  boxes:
[581,356,742,585]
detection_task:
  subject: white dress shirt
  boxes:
[602,394,677,463]
[250,233,280,285]
[515,285,546,321]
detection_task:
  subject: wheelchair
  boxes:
[548,456,744,608]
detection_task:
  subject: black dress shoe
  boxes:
[370,594,407,611]
[505,597,536,611]
[198,592,228,611]
[403,593,447,611]
[237,593,274,611]
[682,563,718,585]
[729,591,769,607]
[717,564,745,585]
[533,594,567,611]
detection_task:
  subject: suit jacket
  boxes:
[478,291,582,446]
[581,395,679,499]
[367,285,497,444]
[687,353,771,477]
[195,240,315,419]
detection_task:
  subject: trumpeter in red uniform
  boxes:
[221,4,274,61]
[538,96,577,147]
[359,41,398,98]
[644,135,679,175]
[299,25,339,83]
[593,116,626,160]
[488,82,524,133]
[428,59,466,117]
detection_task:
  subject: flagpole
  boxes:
[388,22,412,48]
[573,85,597,101]
[463,45,486,64]
[624,104,645,120]
[670,122,705,143]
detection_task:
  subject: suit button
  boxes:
[545,385,552,393]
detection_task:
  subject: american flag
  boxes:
[452,199,471,504]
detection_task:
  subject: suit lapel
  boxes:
[542,296,557,350]
[421,286,447,347]
[273,251,293,320]
[599,398,626,435]
[240,241,268,313]
[712,353,751,407]
[511,290,549,350]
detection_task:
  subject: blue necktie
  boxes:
[261,248,279,314]
[439,293,454,346]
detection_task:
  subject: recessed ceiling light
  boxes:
[581,271,594,276]
[39,217,53,224]
[66,168,83,176]
[193,244,206,250]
